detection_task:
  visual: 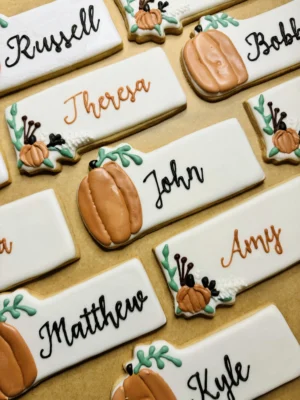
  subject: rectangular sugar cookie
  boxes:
[0,0,122,96]
[111,305,300,400]
[0,152,10,189]
[5,48,186,174]
[77,118,265,249]
[182,0,300,101]
[155,177,300,317]
[115,0,246,43]
[0,259,166,399]
[245,77,300,164]
[0,189,79,291]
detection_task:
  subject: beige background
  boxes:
[0,0,299,398]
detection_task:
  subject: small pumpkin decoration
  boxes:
[183,29,248,94]
[78,161,143,247]
[0,295,37,399]
[174,254,220,314]
[19,141,49,167]
[135,9,162,30]
[112,364,176,400]
[272,128,299,154]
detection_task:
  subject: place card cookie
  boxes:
[5,48,186,175]
[0,0,122,96]
[0,189,79,291]
[0,259,166,399]
[155,177,300,318]
[0,152,10,189]
[77,118,264,249]
[111,305,300,400]
[115,0,246,44]
[182,0,300,101]
[245,77,300,164]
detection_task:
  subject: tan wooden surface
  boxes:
[0,0,299,398]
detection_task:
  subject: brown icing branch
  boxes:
[22,116,41,145]
[267,102,287,132]
[174,254,194,286]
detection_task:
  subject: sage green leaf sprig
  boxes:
[254,95,274,135]
[0,294,37,322]
[94,145,143,169]
[133,345,182,374]
[124,0,135,17]
[203,13,239,31]
[7,104,24,152]
[161,244,179,293]
[0,17,8,28]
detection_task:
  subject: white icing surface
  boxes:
[0,0,122,94]
[247,77,300,163]
[0,259,166,395]
[117,0,245,40]
[87,118,265,248]
[0,152,9,188]
[155,177,300,317]
[112,306,300,399]
[197,0,300,94]
[0,189,77,291]
[5,48,186,173]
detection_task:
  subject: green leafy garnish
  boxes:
[0,294,37,322]
[124,0,135,17]
[254,95,274,135]
[7,103,24,152]
[161,244,179,293]
[133,345,182,374]
[0,18,8,28]
[269,147,279,158]
[95,145,143,168]
[204,13,239,31]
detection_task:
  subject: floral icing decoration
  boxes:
[254,95,300,158]
[7,103,74,169]
[130,344,182,374]
[0,294,37,322]
[161,244,236,315]
[202,13,239,32]
[125,0,178,36]
[89,144,143,170]
[0,17,8,28]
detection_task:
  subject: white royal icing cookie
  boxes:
[0,152,10,189]
[0,0,122,95]
[5,48,186,175]
[245,77,300,164]
[0,259,166,399]
[155,177,300,317]
[111,305,300,400]
[77,118,265,249]
[0,189,79,291]
[115,0,246,43]
[182,0,300,101]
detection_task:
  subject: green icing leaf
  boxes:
[176,306,182,315]
[131,24,139,33]
[160,244,179,293]
[218,296,233,303]
[253,94,274,136]
[95,145,143,168]
[204,304,215,314]
[133,345,182,374]
[15,127,24,140]
[294,149,300,158]
[0,295,37,322]
[0,18,8,28]
[58,147,74,159]
[124,0,135,17]
[263,126,274,135]
[17,159,23,169]
[14,141,23,151]
[154,24,162,36]
[162,15,178,24]
[10,103,17,116]
[269,147,279,157]
[43,158,54,168]
[259,94,264,107]
[7,119,15,130]
[6,103,25,154]
[204,13,239,31]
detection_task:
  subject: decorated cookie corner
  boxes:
[182,0,300,100]
[0,152,11,189]
[111,306,300,399]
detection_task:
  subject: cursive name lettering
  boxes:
[246,18,300,62]
[143,160,204,209]
[0,238,13,254]
[39,290,148,359]
[64,79,151,124]
[187,355,250,400]
[221,225,283,268]
[5,6,100,68]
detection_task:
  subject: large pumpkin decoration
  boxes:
[0,322,37,398]
[112,366,176,400]
[272,128,299,154]
[135,9,162,30]
[78,161,143,247]
[19,141,49,167]
[183,30,248,94]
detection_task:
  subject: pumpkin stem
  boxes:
[126,363,133,376]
